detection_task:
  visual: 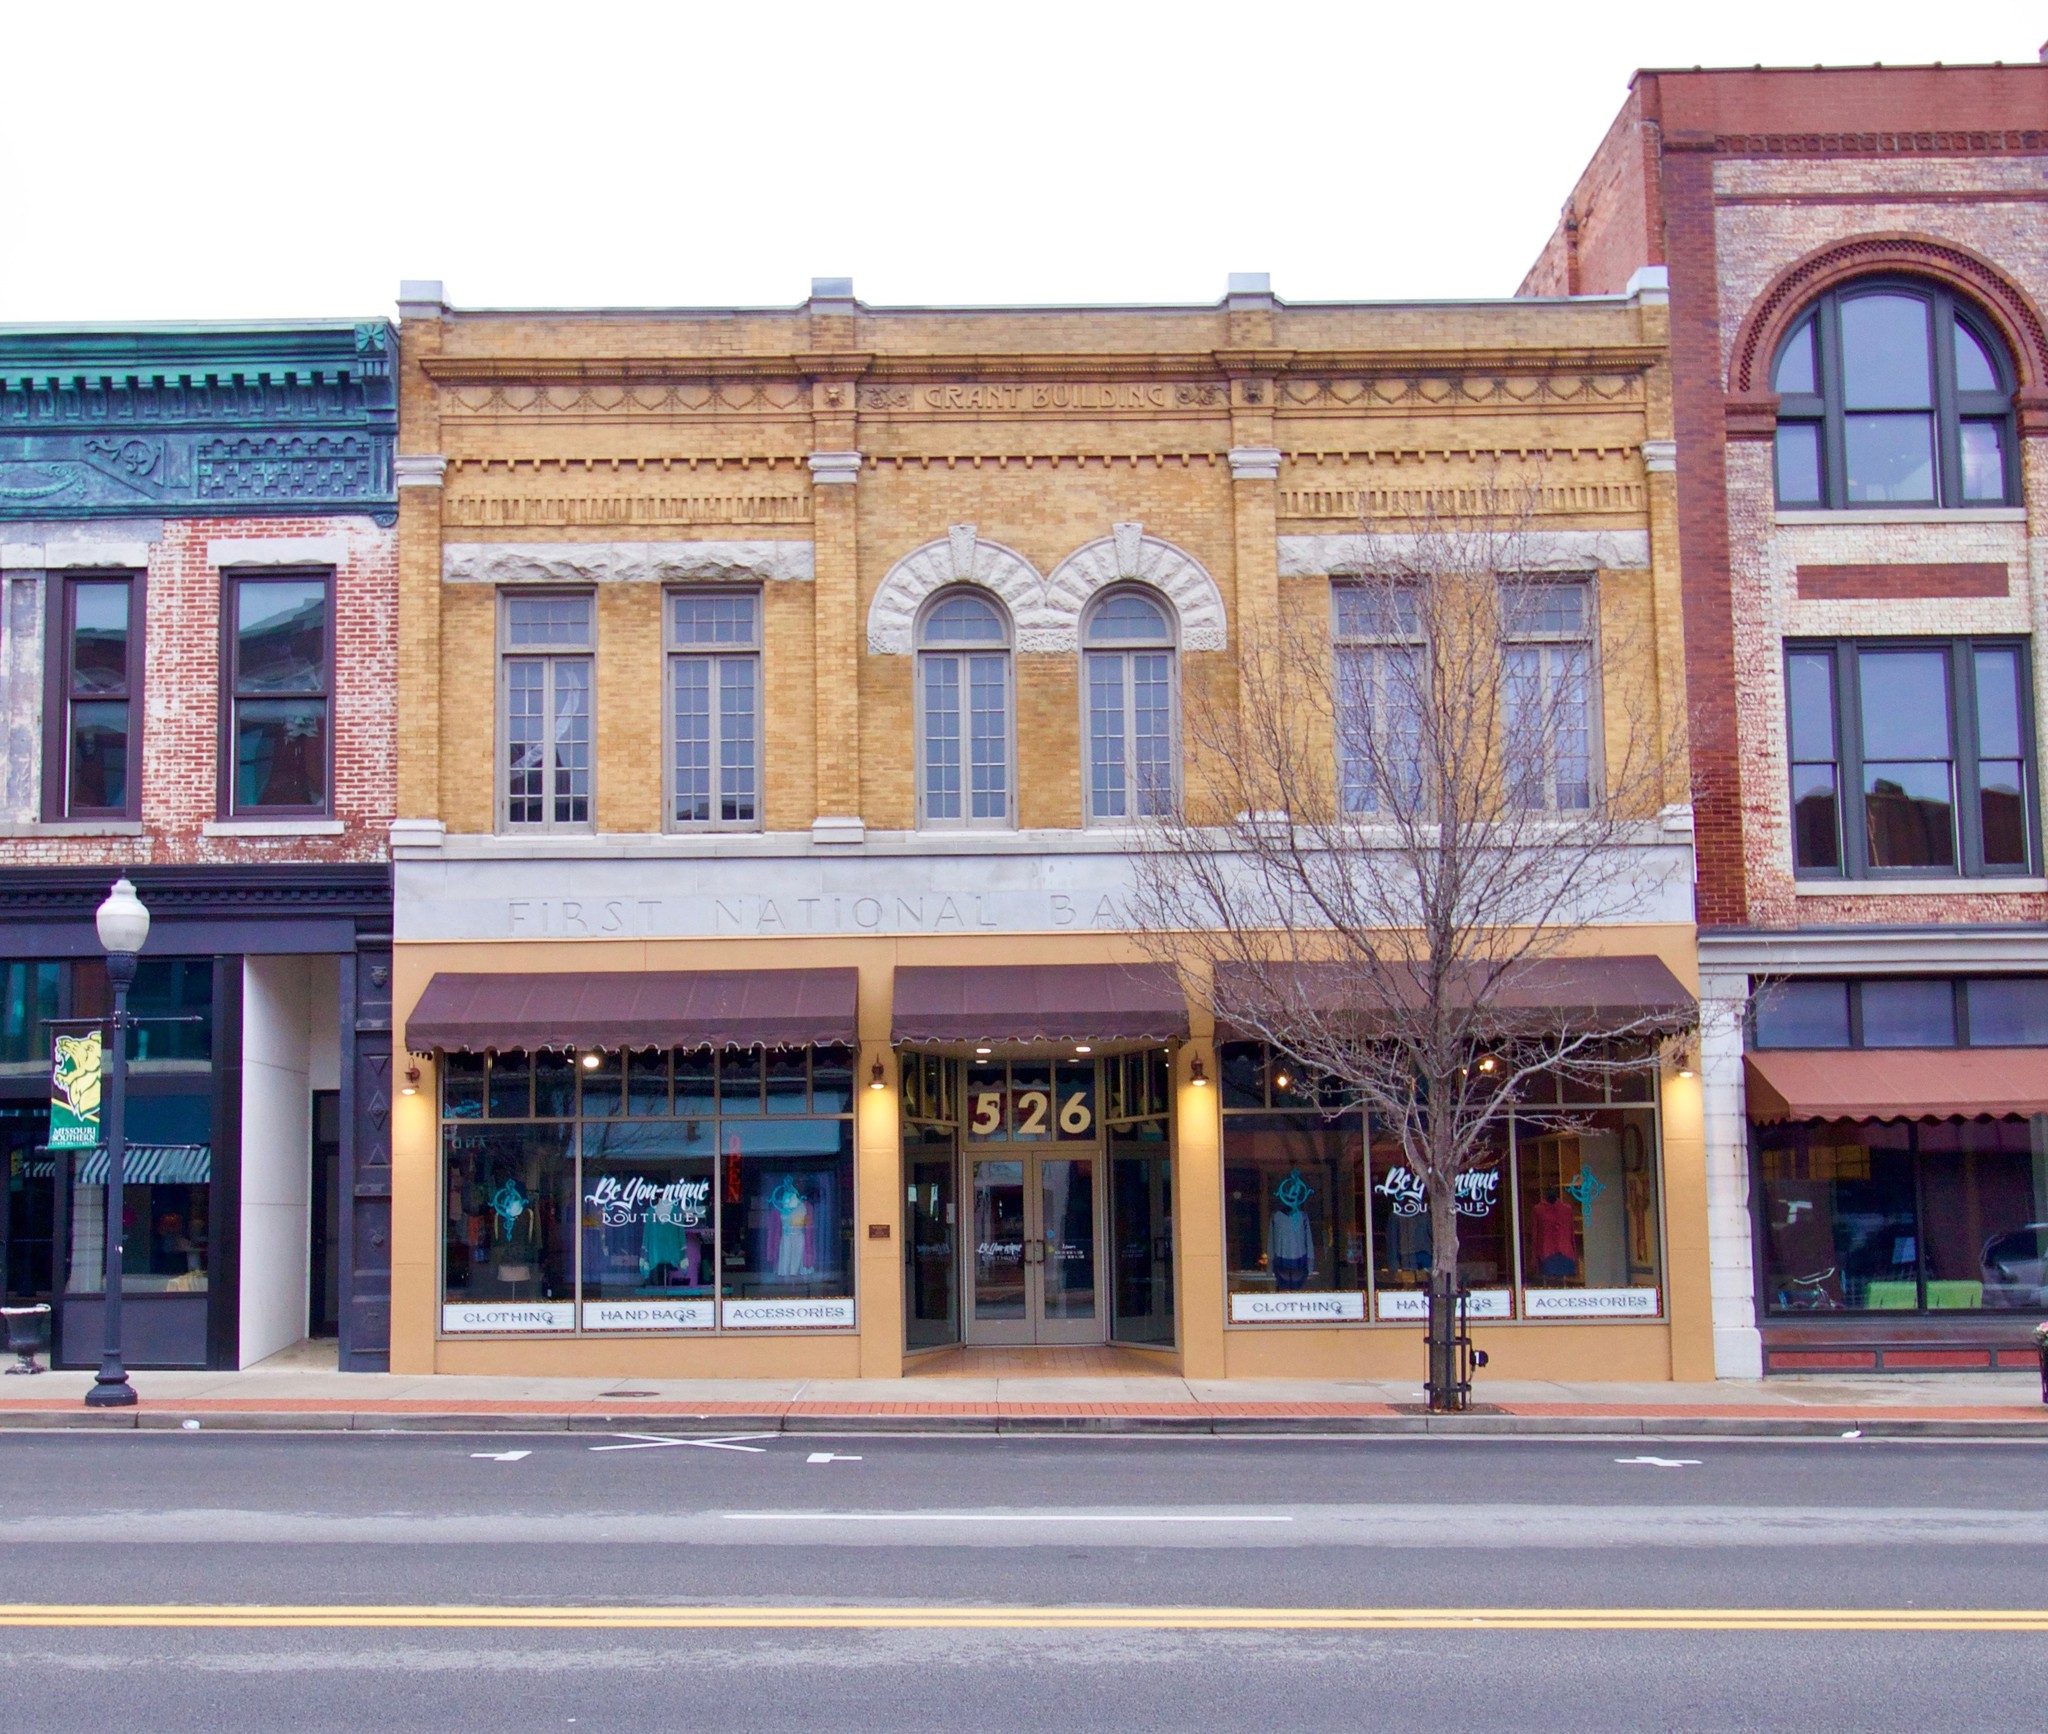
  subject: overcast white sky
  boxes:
[2,1,2041,322]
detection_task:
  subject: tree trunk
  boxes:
[1424,1162,1464,1412]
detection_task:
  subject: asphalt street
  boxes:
[0,1428,2041,1732]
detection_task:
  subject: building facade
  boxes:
[389,273,1712,1381]
[0,321,399,1370]
[1526,62,2048,1375]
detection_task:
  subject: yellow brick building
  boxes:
[388,271,1711,1381]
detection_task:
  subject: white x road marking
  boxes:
[589,1433,775,1454]
[471,1451,532,1462]
[1614,1456,1702,1468]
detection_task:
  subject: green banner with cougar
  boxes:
[49,1028,103,1149]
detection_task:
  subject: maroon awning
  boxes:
[1214,954,1695,1039]
[405,969,858,1053]
[1746,1047,2048,1123]
[892,964,1188,1045]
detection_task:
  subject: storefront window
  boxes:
[64,1091,213,1295]
[1759,1117,2048,1312]
[1224,1042,1668,1325]
[903,1053,960,1349]
[440,1043,856,1335]
[1,963,60,1069]
[1514,1107,1662,1317]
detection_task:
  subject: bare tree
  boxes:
[1127,482,1697,1409]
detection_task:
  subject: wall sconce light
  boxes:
[1189,1058,1209,1088]
[1271,1065,1292,1093]
[401,1064,421,1097]
[1477,1055,1498,1075]
[1073,1044,1092,1056]
[868,1059,887,1091]
[975,1045,992,1057]
[580,1050,602,1070]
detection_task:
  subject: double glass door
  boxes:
[970,1152,1100,1344]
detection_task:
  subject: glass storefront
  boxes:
[1757,1117,2048,1313]
[1223,1042,1667,1322]
[439,1045,856,1334]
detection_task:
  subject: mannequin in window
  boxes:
[767,1175,814,1278]
[1268,1168,1315,1290]
[1531,1187,1579,1280]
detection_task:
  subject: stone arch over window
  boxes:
[1045,524,1226,651]
[866,527,1049,655]
[1728,235,2048,423]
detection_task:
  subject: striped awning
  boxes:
[66,1145,212,1186]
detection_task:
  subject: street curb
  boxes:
[1,1408,2043,1439]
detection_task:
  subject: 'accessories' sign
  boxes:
[721,1297,856,1330]
[582,1300,714,1332]
[1229,1291,1366,1324]
[441,1302,574,1334]
[1522,1287,1661,1318]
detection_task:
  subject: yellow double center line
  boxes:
[0,1605,2043,1632]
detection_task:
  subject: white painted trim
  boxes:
[1279,529,1652,575]
[395,454,448,488]
[0,545,45,570]
[1700,926,2048,972]
[208,536,348,569]
[811,816,866,846]
[40,542,151,570]
[1227,446,1282,481]
[1774,506,2026,526]
[1794,876,2048,897]
[808,451,862,485]
[443,541,814,585]
[1640,440,1677,474]
[202,819,347,838]
[0,821,143,838]
[1626,265,1670,305]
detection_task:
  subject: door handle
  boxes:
[1024,1238,1045,1265]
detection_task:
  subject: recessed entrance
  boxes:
[971,1151,1100,1344]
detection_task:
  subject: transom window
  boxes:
[1785,637,2034,878]
[1082,587,1177,823]
[1502,580,1594,812]
[668,589,760,830]
[225,572,330,816]
[1772,281,2017,509]
[1332,581,1424,815]
[500,592,593,830]
[916,589,1012,828]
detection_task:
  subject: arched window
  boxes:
[1772,281,2017,509]
[916,589,1012,828]
[1081,587,1177,822]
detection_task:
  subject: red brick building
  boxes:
[1526,61,2048,1374]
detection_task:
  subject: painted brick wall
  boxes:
[0,513,396,869]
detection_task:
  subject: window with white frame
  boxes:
[668,589,761,829]
[1502,579,1594,812]
[500,592,593,830]
[1082,587,1177,822]
[916,589,1012,828]
[1332,581,1425,816]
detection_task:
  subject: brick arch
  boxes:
[1729,233,2048,399]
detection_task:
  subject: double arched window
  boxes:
[916,589,1012,828]
[1773,280,2017,509]
[1082,587,1177,822]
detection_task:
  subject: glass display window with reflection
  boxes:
[1369,1120,1513,1318]
[439,1043,856,1335]
[1757,1118,2048,1314]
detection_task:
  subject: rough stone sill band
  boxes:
[1794,877,2048,897]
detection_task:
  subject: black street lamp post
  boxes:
[83,876,149,1410]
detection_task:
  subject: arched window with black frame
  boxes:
[1081,585,1178,823]
[915,588,1013,829]
[1772,280,2018,510]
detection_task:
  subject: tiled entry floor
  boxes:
[905,1344,1180,1378]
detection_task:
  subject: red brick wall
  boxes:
[3,514,396,869]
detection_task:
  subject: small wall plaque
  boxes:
[867,1223,891,1240]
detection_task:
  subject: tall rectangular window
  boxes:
[225,573,330,816]
[1332,583,1424,815]
[1502,579,1593,812]
[48,575,143,820]
[500,593,593,830]
[668,589,760,829]
[1784,639,2034,879]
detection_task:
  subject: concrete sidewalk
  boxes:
[2,1345,2042,1436]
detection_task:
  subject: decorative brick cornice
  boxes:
[1727,234,2048,400]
